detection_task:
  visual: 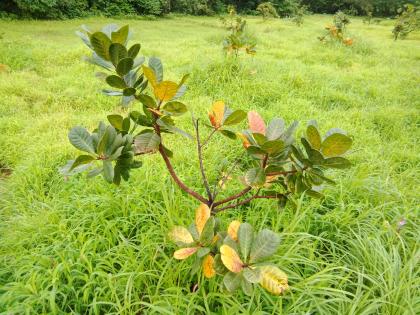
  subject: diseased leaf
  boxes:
[142,65,157,87]
[220,245,244,273]
[209,101,225,128]
[203,255,216,278]
[227,220,241,241]
[195,203,210,236]
[154,81,179,101]
[250,229,281,263]
[173,247,198,260]
[259,265,289,295]
[321,133,352,157]
[248,111,266,134]
[168,226,194,245]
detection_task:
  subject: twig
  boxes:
[213,193,283,213]
[194,119,213,203]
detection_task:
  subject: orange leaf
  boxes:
[227,220,241,241]
[142,65,157,87]
[154,81,179,101]
[173,247,198,260]
[237,133,251,148]
[248,111,266,134]
[168,226,194,244]
[202,255,216,278]
[208,101,225,128]
[220,245,244,273]
[195,203,210,236]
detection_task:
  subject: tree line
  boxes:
[0,0,418,19]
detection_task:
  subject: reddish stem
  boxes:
[213,194,281,213]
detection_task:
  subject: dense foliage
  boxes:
[1,0,419,19]
[393,4,420,40]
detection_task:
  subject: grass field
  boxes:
[0,14,419,314]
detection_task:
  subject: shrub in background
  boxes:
[221,6,257,57]
[319,11,353,46]
[392,4,420,40]
[62,24,355,296]
[256,2,279,20]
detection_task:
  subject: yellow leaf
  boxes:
[227,220,241,241]
[173,247,198,260]
[142,65,157,87]
[259,266,289,295]
[168,226,194,244]
[202,255,216,278]
[195,203,210,236]
[220,245,244,273]
[211,234,220,245]
[208,101,225,128]
[154,81,179,101]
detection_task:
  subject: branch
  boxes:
[194,119,213,202]
[158,144,208,204]
[213,186,252,207]
[201,128,217,147]
[213,193,282,213]
[152,115,208,205]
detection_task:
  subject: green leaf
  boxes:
[306,124,322,150]
[116,58,134,77]
[122,117,130,131]
[137,94,157,108]
[111,25,129,44]
[323,157,352,169]
[90,32,112,61]
[200,216,215,245]
[245,167,266,187]
[128,44,141,58]
[103,160,114,183]
[321,133,352,157]
[223,110,247,126]
[220,129,237,140]
[223,272,242,292]
[213,254,227,274]
[246,146,266,156]
[162,101,188,116]
[106,75,127,89]
[130,111,152,127]
[238,223,253,262]
[266,118,285,141]
[68,126,95,154]
[197,247,210,258]
[241,278,254,296]
[107,114,123,130]
[134,133,161,154]
[109,43,127,66]
[149,57,163,83]
[261,140,284,155]
[243,267,261,283]
[70,155,95,170]
[250,229,281,263]
[97,126,112,155]
[253,133,267,146]
[123,87,136,96]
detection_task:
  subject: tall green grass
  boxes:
[0,15,419,314]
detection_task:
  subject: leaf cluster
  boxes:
[170,204,288,296]
[256,2,279,20]
[318,11,353,46]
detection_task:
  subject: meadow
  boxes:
[0,14,419,314]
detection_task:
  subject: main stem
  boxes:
[194,119,213,203]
